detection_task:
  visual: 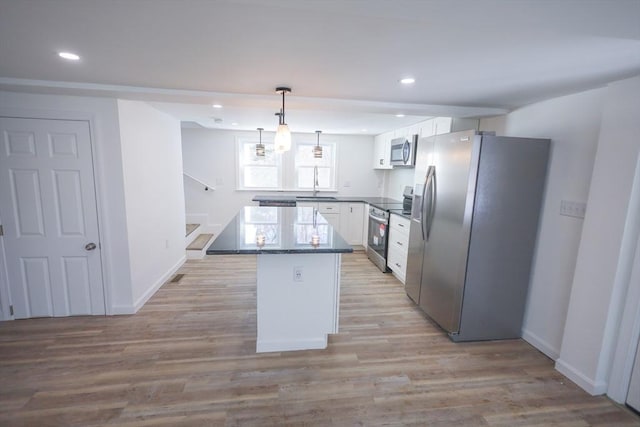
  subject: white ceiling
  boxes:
[0,0,639,135]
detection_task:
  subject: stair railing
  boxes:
[183,172,215,191]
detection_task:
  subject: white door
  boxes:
[0,117,105,318]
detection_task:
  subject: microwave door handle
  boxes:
[403,141,410,164]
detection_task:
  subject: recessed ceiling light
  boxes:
[231,122,239,126]
[58,51,80,61]
[399,77,415,84]
[212,104,222,109]
[395,114,406,118]
[361,129,368,132]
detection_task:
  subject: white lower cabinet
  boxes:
[299,201,365,246]
[341,203,364,246]
[387,213,410,283]
[318,202,341,232]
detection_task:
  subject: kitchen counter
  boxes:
[252,195,404,211]
[207,206,353,255]
[388,208,412,220]
[207,206,350,353]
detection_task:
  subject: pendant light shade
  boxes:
[274,87,292,153]
[274,123,291,153]
[314,130,323,159]
[255,127,265,157]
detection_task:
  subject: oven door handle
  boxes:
[369,214,388,223]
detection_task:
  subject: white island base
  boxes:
[256,253,341,353]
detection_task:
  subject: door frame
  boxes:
[0,107,110,319]
[0,231,10,320]
[607,154,640,403]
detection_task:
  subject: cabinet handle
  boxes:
[397,242,403,246]
[380,159,384,165]
[398,223,405,228]
[350,207,353,213]
[395,263,401,268]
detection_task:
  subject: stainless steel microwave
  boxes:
[389,134,417,167]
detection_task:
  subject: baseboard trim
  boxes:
[522,328,560,360]
[256,336,328,353]
[132,255,187,313]
[555,358,608,395]
[110,305,136,315]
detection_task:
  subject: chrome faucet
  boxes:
[313,165,319,197]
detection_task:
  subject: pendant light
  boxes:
[314,130,323,159]
[255,127,265,157]
[274,87,292,153]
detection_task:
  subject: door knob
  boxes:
[85,242,97,251]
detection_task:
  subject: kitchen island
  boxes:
[207,206,353,353]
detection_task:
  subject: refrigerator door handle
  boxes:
[427,167,437,239]
[423,166,435,241]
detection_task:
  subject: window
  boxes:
[241,206,280,247]
[294,143,336,190]
[237,141,282,190]
[237,138,337,191]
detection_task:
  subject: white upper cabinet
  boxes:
[373,133,393,169]
[373,118,454,170]
[434,117,453,135]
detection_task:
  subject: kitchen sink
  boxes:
[295,196,337,200]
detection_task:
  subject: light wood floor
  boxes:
[1,253,638,426]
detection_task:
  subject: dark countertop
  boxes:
[207,206,354,255]
[388,209,412,220]
[251,195,404,211]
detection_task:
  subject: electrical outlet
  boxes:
[343,181,351,188]
[560,200,586,219]
[293,266,303,282]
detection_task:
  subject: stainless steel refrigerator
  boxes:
[405,129,550,342]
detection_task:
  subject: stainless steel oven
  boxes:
[366,206,390,272]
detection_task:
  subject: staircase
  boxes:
[185,223,215,259]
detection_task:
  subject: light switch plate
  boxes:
[560,200,586,218]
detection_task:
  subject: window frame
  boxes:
[236,137,338,191]
[236,139,283,190]
[293,141,338,191]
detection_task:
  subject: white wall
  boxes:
[556,75,640,395]
[0,91,134,314]
[384,168,414,200]
[480,88,606,360]
[118,100,186,310]
[182,128,382,233]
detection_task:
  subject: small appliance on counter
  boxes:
[402,186,413,214]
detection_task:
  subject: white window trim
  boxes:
[294,141,338,191]
[236,138,283,190]
[236,137,338,191]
